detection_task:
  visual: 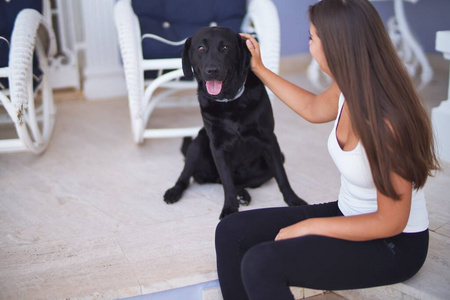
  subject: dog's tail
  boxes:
[181,137,193,157]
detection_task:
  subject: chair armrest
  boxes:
[9,8,56,110]
[114,0,145,123]
[245,0,280,75]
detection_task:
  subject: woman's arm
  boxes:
[240,33,340,124]
[275,172,413,241]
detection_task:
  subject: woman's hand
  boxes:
[240,33,339,124]
[276,173,412,242]
[239,33,265,74]
[275,220,312,241]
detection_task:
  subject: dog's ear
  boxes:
[182,37,193,78]
[237,34,251,76]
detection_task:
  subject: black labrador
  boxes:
[164,27,307,219]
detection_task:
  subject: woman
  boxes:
[215,0,440,299]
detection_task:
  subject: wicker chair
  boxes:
[114,0,280,143]
[0,0,57,154]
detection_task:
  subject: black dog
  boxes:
[164,27,307,219]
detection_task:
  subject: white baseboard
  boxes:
[83,71,127,100]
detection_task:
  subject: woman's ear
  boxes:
[182,37,193,78]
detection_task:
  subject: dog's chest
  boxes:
[209,113,260,139]
[202,100,264,130]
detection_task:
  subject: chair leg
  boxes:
[0,92,28,153]
[139,68,200,140]
[15,39,55,154]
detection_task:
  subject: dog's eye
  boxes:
[222,45,230,51]
[198,46,206,52]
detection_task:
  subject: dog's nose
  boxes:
[206,67,219,77]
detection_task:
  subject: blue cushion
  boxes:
[0,0,43,90]
[132,0,246,60]
[0,37,8,72]
[0,0,42,43]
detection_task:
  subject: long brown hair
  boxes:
[309,0,440,200]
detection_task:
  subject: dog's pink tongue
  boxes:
[206,80,223,95]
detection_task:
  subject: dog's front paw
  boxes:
[219,205,239,220]
[164,186,184,204]
[285,195,308,207]
[237,188,251,206]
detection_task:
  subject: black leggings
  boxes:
[215,202,429,300]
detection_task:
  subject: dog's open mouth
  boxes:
[205,80,223,96]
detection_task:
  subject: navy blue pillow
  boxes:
[0,0,42,41]
[0,38,9,77]
[132,0,246,60]
[0,0,43,89]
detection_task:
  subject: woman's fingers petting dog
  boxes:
[239,33,263,71]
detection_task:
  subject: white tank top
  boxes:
[327,94,429,233]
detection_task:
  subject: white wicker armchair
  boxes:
[0,0,57,154]
[114,0,280,144]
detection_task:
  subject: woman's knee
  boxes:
[215,212,246,249]
[241,243,280,283]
